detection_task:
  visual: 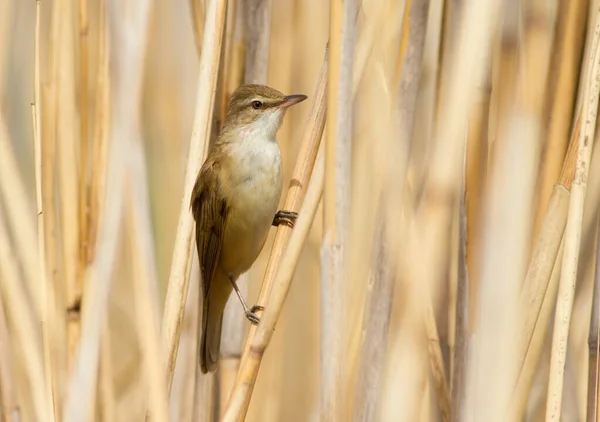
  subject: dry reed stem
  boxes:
[190,0,206,57]
[0,207,47,422]
[55,0,82,367]
[98,325,115,422]
[222,151,325,422]
[126,185,169,422]
[239,45,328,365]
[451,195,468,420]
[0,292,18,422]
[32,1,57,420]
[88,0,110,264]
[468,111,541,420]
[42,3,66,410]
[0,124,42,321]
[587,221,600,421]
[78,0,90,282]
[170,273,201,422]
[323,0,359,419]
[62,0,154,413]
[412,0,499,420]
[62,86,126,422]
[464,54,490,334]
[243,0,271,84]
[546,7,600,418]
[508,112,581,420]
[534,0,589,239]
[161,0,228,393]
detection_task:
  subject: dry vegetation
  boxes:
[1,0,600,421]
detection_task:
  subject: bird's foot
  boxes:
[245,305,264,325]
[272,210,298,228]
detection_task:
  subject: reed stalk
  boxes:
[546,8,600,418]
[62,0,153,414]
[587,220,600,421]
[126,182,169,422]
[321,0,359,419]
[54,0,83,368]
[508,113,581,421]
[222,151,325,422]
[190,0,206,57]
[161,0,228,393]
[534,0,589,238]
[0,206,47,422]
[0,293,18,422]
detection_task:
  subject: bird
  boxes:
[190,84,307,373]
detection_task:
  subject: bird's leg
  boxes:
[272,210,298,228]
[228,275,263,325]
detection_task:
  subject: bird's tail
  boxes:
[199,272,231,373]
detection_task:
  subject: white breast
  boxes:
[219,136,283,275]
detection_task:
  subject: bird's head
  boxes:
[221,84,307,140]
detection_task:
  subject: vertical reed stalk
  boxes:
[62,0,153,414]
[222,152,325,422]
[508,114,581,421]
[161,0,228,393]
[587,220,600,422]
[534,0,589,238]
[0,206,47,422]
[243,0,271,84]
[190,0,206,57]
[322,0,359,419]
[78,0,90,283]
[126,184,169,422]
[353,1,430,420]
[546,8,600,419]
[55,0,82,367]
[0,295,18,422]
[33,1,57,420]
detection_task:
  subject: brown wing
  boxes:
[190,157,228,298]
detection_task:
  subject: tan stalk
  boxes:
[222,151,325,422]
[533,0,589,239]
[79,0,90,284]
[63,0,153,414]
[42,2,66,413]
[322,0,360,418]
[98,325,115,422]
[410,0,501,418]
[508,113,581,421]
[0,122,42,321]
[32,1,57,419]
[0,207,47,422]
[546,8,600,419]
[243,0,271,84]
[126,178,169,422]
[0,292,18,422]
[587,220,600,422]
[354,1,435,421]
[54,0,82,367]
[161,0,228,393]
[190,0,206,57]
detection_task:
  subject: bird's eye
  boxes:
[251,100,263,109]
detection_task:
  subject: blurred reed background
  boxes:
[1,0,600,421]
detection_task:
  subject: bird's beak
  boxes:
[279,94,308,108]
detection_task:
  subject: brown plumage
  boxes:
[190,84,307,373]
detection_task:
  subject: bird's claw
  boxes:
[245,310,261,325]
[250,305,264,313]
[273,210,298,228]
